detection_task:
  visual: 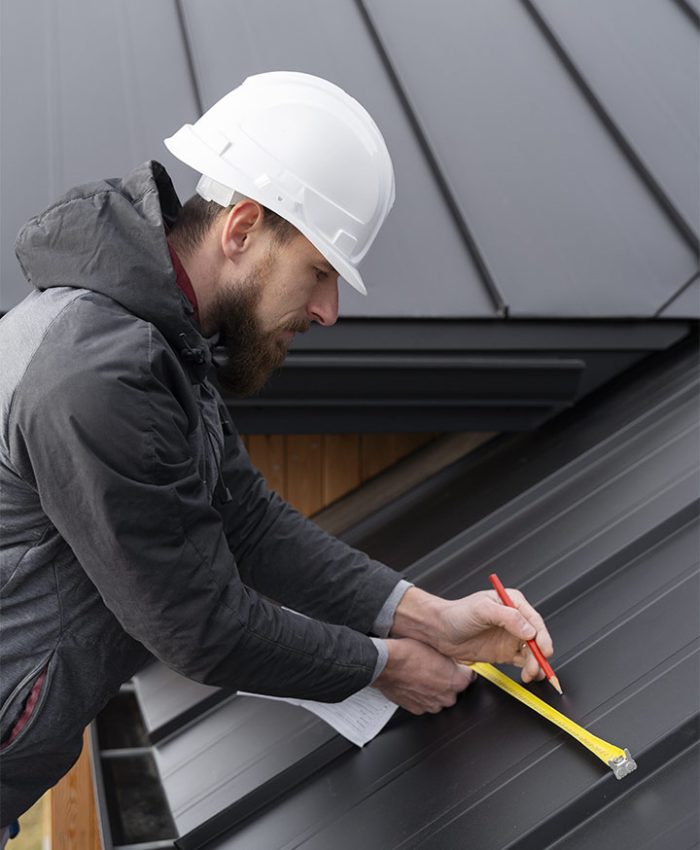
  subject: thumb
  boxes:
[483,599,536,640]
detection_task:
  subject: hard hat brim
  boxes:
[303,237,368,297]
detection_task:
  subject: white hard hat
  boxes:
[164,71,396,295]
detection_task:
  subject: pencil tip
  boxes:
[549,675,563,695]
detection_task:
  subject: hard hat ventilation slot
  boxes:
[333,230,357,255]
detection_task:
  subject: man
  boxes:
[0,72,552,833]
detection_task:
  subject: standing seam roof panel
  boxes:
[363,0,699,318]
[154,697,335,836]
[3,1,697,321]
[661,274,700,317]
[529,0,700,245]
[532,0,700,243]
[547,743,699,849]
[679,0,700,19]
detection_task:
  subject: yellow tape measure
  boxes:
[467,662,637,780]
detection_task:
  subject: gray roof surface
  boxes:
[113,338,699,850]
[154,697,336,837]
[662,272,700,317]
[533,0,699,238]
[2,0,698,318]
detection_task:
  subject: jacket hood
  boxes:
[14,161,207,361]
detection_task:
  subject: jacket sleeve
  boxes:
[216,425,406,636]
[8,303,378,702]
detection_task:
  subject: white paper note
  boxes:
[239,686,398,747]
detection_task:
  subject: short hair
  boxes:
[168,194,299,255]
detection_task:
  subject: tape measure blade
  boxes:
[468,663,627,766]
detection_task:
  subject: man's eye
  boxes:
[315,268,327,282]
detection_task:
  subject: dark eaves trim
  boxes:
[220,320,692,434]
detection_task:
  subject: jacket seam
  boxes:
[5,292,89,442]
[0,538,41,594]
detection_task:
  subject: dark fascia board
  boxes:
[285,317,692,352]
[221,319,693,434]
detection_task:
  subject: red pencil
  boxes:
[488,573,563,695]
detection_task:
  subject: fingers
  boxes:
[517,646,546,683]
[509,641,535,676]
[402,674,473,715]
[486,588,554,657]
[413,662,474,713]
[503,588,554,656]
[375,639,477,715]
[482,597,537,642]
[452,661,476,691]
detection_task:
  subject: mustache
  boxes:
[281,318,311,335]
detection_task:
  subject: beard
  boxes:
[211,266,308,397]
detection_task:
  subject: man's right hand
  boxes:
[373,638,475,715]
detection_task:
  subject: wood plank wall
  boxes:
[48,730,102,850]
[244,433,437,515]
[48,432,437,850]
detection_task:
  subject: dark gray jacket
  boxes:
[0,162,401,822]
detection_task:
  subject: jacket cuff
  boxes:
[371,579,414,638]
[369,638,388,682]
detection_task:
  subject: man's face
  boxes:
[213,230,339,396]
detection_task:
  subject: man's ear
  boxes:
[220,199,264,261]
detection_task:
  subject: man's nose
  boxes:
[307,277,339,327]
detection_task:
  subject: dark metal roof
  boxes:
[154,698,338,839]
[530,0,699,241]
[662,273,700,317]
[361,0,698,318]
[92,336,700,850]
[2,0,698,320]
